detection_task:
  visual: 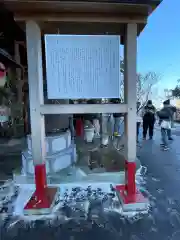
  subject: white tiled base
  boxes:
[115,189,149,212]
[121,201,149,212]
[14,168,126,186]
[27,130,71,155]
[22,144,76,175]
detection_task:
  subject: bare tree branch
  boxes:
[120,60,161,108]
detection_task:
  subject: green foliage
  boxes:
[172,86,180,98]
[171,79,180,98]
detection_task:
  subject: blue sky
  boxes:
[137,0,180,92]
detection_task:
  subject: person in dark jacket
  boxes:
[157,100,173,150]
[163,99,176,140]
[142,100,156,140]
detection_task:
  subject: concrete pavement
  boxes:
[1,127,180,240]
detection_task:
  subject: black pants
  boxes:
[143,119,154,138]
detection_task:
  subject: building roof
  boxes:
[2,0,162,37]
[2,0,161,16]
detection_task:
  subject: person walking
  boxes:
[142,100,156,140]
[157,100,172,151]
[163,99,176,140]
[136,101,142,143]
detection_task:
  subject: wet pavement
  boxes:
[1,126,180,240]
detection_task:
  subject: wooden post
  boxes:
[116,24,148,211]
[24,20,58,215]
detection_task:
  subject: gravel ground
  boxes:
[1,128,180,240]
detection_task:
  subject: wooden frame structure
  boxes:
[3,0,162,214]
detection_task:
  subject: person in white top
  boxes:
[136,101,143,143]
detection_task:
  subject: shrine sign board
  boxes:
[45,35,120,99]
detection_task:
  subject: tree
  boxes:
[172,79,180,98]
[172,86,180,98]
[137,72,161,108]
[120,60,161,109]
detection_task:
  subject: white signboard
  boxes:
[45,35,120,99]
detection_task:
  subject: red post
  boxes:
[34,164,47,194]
[115,160,148,207]
[125,160,136,195]
[24,163,58,215]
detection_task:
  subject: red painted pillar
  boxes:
[35,164,47,194]
[125,160,136,195]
